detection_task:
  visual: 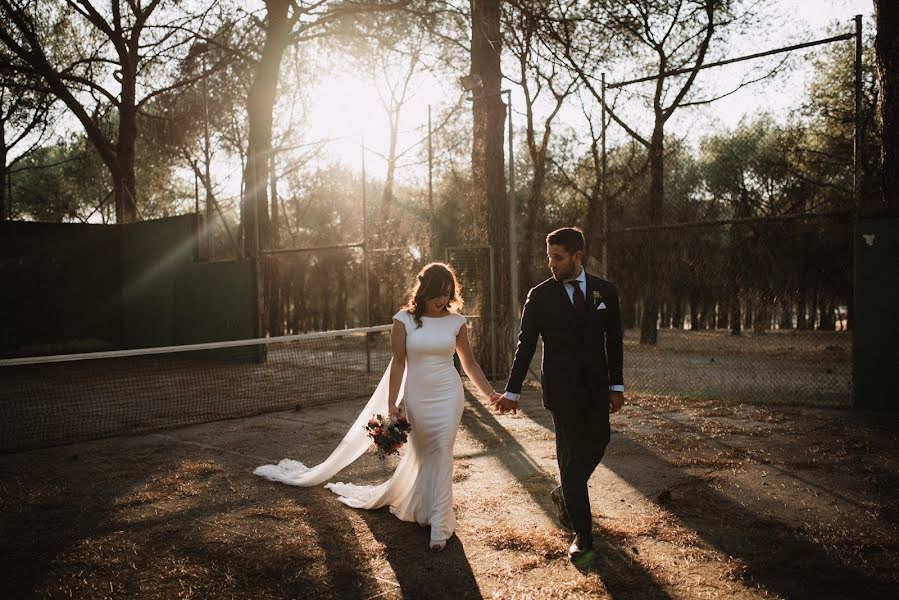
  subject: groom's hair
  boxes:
[546,227,585,255]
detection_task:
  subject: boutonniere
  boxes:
[592,291,602,304]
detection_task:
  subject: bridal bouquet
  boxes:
[364,414,412,459]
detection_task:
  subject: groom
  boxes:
[495,227,624,560]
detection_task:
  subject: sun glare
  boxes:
[300,66,453,180]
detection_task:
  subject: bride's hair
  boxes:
[403,262,463,328]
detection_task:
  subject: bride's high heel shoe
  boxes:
[430,539,447,553]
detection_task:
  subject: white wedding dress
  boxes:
[254,309,467,541]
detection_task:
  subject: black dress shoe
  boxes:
[550,485,573,530]
[568,535,593,560]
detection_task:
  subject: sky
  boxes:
[688,0,874,135]
[791,0,871,30]
[303,0,875,180]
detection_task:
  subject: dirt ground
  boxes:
[2,381,897,600]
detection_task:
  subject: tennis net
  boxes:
[0,325,392,452]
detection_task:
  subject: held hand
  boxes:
[609,391,625,414]
[388,405,402,420]
[488,391,503,406]
[497,396,518,415]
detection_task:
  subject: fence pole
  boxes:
[429,105,439,262]
[362,138,372,373]
[489,245,497,378]
[853,14,863,218]
[506,90,520,338]
[194,170,200,261]
[601,73,609,277]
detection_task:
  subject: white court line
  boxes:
[151,433,279,465]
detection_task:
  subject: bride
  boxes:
[255,262,499,552]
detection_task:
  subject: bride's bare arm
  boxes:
[455,324,498,401]
[388,319,407,418]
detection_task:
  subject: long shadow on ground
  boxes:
[358,508,483,600]
[460,390,674,599]
[0,439,199,598]
[509,392,899,599]
[0,434,388,599]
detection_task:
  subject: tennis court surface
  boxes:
[2,382,896,599]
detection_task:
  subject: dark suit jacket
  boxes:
[505,271,624,411]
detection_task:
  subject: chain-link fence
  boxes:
[578,20,869,407]
[446,245,496,377]
[607,218,853,406]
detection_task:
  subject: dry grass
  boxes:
[3,384,898,599]
[453,460,472,483]
[481,524,568,560]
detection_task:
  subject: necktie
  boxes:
[568,280,585,315]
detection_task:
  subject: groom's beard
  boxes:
[552,263,578,281]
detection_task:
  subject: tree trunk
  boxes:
[0,120,7,220]
[672,298,685,329]
[116,53,139,223]
[689,297,701,331]
[266,259,282,336]
[659,301,670,329]
[796,292,809,331]
[294,266,307,331]
[743,295,753,331]
[779,295,793,329]
[808,292,819,330]
[622,296,637,329]
[874,0,899,215]
[521,149,547,291]
[730,290,741,336]
[267,159,283,336]
[640,124,664,344]
[381,113,400,242]
[335,266,347,329]
[703,299,715,329]
[470,0,509,375]
[818,297,835,331]
[753,294,769,333]
[245,0,291,256]
[270,155,280,247]
[717,300,730,329]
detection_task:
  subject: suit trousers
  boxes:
[550,383,611,545]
